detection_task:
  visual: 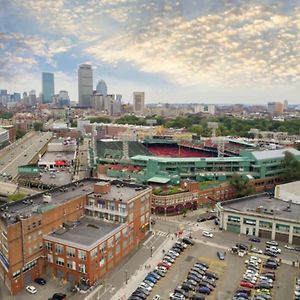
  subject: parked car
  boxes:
[169,292,185,299]
[217,251,225,260]
[34,277,46,285]
[249,237,261,243]
[236,243,249,251]
[198,286,211,295]
[266,240,278,246]
[240,281,254,288]
[251,248,263,254]
[26,285,37,294]
[202,231,213,238]
[197,217,206,222]
[153,295,161,300]
[52,293,67,300]
[182,237,194,245]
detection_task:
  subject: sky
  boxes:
[0,0,299,104]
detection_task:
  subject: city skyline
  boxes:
[1,0,299,103]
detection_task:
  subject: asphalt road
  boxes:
[0,131,53,180]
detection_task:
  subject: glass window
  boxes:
[67,261,76,270]
[91,248,98,259]
[228,215,240,223]
[259,220,272,229]
[276,223,289,232]
[45,241,52,251]
[99,243,106,253]
[243,218,256,225]
[293,226,300,234]
[66,247,76,257]
[55,244,64,254]
[47,254,53,263]
[78,249,86,260]
[78,264,86,273]
[56,257,64,266]
[100,256,106,267]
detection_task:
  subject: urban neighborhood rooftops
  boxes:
[47,217,123,249]
[220,193,300,222]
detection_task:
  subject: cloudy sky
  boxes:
[1,0,299,104]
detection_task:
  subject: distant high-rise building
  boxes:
[267,102,284,115]
[96,80,107,97]
[284,100,288,111]
[42,72,54,103]
[133,92,145,114]
[58,90,70,107]
[78,64,93,107]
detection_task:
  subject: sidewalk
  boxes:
[111,235,178,300]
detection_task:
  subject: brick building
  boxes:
[0,178,151,295]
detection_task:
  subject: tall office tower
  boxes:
[284,100,288,111]
[133,92,145,113]
[267,102,284,115]
[78,64,93,106]
[96,79,107,97]
[42,72,54,103]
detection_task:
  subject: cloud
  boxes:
[2,0,300,100]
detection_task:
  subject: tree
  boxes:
[16,129,26,139]
[33,122,43,131]
[88,117,111,124]
[181,207,188,217]
[281,151,300,182]
[230,173,254,198]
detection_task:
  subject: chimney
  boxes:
[94,182,111,194]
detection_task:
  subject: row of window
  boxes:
[227,215,300,233]
[27,220,42,231]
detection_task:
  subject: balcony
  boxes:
[85,205,128,217]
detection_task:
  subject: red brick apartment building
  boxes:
[0,179,151,295]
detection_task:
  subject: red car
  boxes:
[158,262,170,269]
[240,281,254,289]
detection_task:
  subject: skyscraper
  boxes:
[133,92,145,114]
[42,72,54,103]
[78,64,93,106]
[96,80,107,97]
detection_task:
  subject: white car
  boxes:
[26,285,37,294]
[169,292,185,299]
[168,250,179,257]
[251,248,263,254]
[202,231,213,238]
[139,282,152,291]
[267,246,281,253]
[249,256,262,263]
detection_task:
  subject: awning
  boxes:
[147,176,170,184]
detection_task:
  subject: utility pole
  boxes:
[125,269,128,284]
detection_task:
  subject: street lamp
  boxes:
[125,269,128,284]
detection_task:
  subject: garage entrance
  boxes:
[23,271,32,286]
[259,229,272,239]
[275,232,289,243]
[292,235,300,245]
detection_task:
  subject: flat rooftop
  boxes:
[39,151,75,163]
[221,193,300,222]
[48,217,122,249]
[0,179,150,225]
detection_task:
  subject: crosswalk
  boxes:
[155,230,169,237]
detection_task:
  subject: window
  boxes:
[45,241,52,251]
[100,256,106,267]
[119,203,126,213]
[108,250,113,259]
[66,247,76,257]
[55,244,64,254]
[78,264,86,273]
[91,248,98,259]
[47,254,53,263]
[293,226,300,234]
[108,237,114,248]
[39,242,43,249]
[276,223,289,232]
[67,261,76,270]
[27,225,31,231]
[115,232,121,243]
[13,270,21,279]
[99,243,106,253]
[228,215,240,223]
[32,222,36,229]
[56,257,64,266]
[243,218,256,225]
[78,250,86,260]
[259,220,272,229]
[38,220,42,226]
[108,202,115,211]
[22,260,37,272]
